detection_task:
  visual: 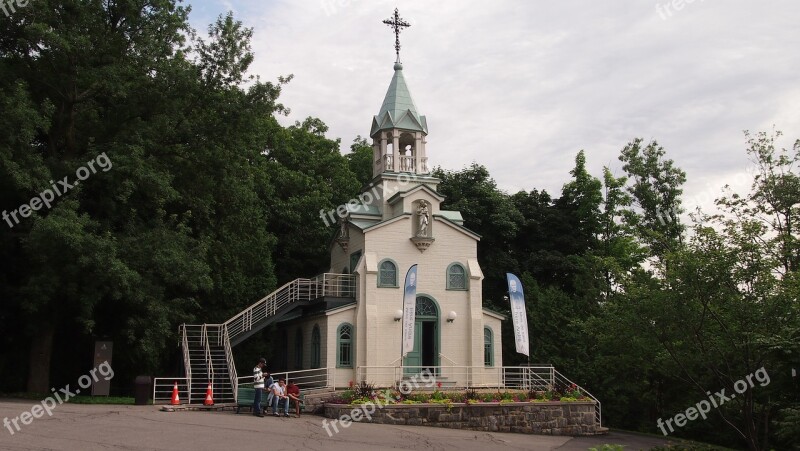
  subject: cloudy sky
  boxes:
[186,0,800,214]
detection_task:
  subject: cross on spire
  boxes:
[383,8,410,62]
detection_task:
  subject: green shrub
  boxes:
[588,445,625,451]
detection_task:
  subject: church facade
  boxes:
[278,59,504,388]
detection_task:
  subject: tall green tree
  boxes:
[264,117,361,283]
[434,164,522,310]
[619,138,686,260]
[346,136,374,187]
[0,4,293,392]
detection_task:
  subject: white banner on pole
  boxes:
[506,273,530,357]
[402,265,418,357]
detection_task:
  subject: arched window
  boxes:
[294,328,303,369]
[337,323,354,368]
[311,325,321,369]
[484,327,494,367]
[446,263,468,290]
[415,296,438,317]
[378,259,398,287]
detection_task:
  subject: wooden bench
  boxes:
[235,386,270,414]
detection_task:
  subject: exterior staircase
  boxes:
[178,273,355,404]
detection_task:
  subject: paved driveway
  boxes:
[0,400,675,450]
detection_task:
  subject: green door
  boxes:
[403,296,439,376]
[403,320,424,375]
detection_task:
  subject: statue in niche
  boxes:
[417,201,429,237]
[339,217,349,239]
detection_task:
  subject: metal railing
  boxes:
[438,353,460,366]
[356,365,556,389]
[223,325,238,401]
[174,273,354,405]
[553,369,602,427]
[180,328,192,402]
[237,367,334,393]
[353,365,600,425]
[223,273,355,344]
[501,366,554,391]
[153,377,189,405]
[202,325,214,384]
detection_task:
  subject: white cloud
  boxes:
[187,0,800,211]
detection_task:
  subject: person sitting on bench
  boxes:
[264,372,274,414]
[270,379,290,417]
[286,382,301,416]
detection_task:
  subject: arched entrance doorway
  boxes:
[403,295,440,375]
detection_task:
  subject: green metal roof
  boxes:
[346,203,381,216]
[370,62,428,138]
[438,210,464,225]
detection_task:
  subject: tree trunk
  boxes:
[27,324,55,394]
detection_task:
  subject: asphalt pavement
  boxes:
[0,399,678,451]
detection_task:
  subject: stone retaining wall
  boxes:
[323,401,599,436]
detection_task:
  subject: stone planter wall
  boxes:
[323,401,599,436]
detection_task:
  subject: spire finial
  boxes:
[382,8,411,63]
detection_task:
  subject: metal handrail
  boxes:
[438,353,460,366]
[153,377,189,405]
[202,324,214,385]
[553,369,602,427]
[177,273,355,403]
[180,325,192,402]
[223,273,355,344]
[237,367,333,392]
[223,325,238,401]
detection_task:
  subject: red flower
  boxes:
[437,382,442,388]
[348,380,354,388]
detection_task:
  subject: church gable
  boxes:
[386,184,444,218]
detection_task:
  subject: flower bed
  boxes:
[321,381,601,436]
[325,381,593,406]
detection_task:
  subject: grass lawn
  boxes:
[1,393,141,405]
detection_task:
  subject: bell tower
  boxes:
[370,9,429,178]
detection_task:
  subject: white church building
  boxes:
[281,58,505,388]
[171,14,519,406]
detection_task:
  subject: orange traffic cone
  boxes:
[170,381,180,405]
[203,382,214,406]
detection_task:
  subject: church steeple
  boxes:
[370,9,429,177]
[370,62,428,138]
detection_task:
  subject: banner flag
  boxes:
[402,265,418,357]
[506,273,530,357]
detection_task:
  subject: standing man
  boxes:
[252,357,267,417]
